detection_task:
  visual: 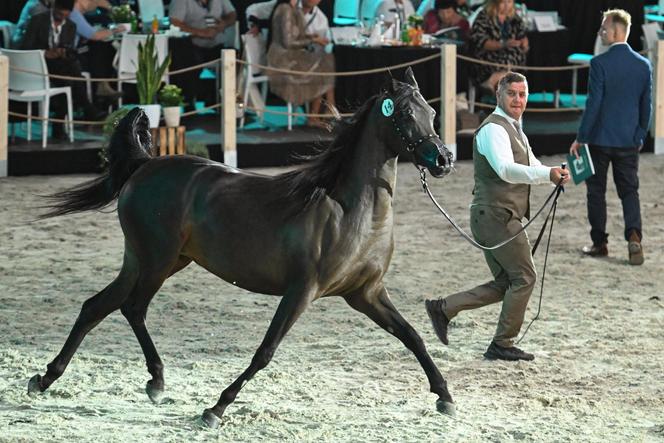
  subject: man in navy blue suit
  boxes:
[570,8,651,266]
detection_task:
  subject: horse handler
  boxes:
[425,72,569,361]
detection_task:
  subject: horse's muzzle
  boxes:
[426,140,454,178]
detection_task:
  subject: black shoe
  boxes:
[425,299,449,345]
[582,243,608,257]
[483,341,534,361]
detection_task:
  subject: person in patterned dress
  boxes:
[469,0,528,92]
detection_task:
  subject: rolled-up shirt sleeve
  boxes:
[476,123,551,185]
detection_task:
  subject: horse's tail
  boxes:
[41,108,153,219]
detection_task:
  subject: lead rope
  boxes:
[417,166,564,251]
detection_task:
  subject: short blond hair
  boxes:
[603,9,631,33]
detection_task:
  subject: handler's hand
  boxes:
[550,167,570,185]
[569,140,582,159]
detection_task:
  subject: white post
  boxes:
[655,40,664,155]
[221,49,237,167]
[440,44,456,160]
[0,55,8,177]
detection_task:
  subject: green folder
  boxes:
[567,144,595,185]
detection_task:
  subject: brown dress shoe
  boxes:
[425,299,449,345]
[582,243,608,257]
[628,232,644,265]
[484,342,534,361]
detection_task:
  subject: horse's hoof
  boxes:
[146,381,164,404]
[201,408,221,429]
[27,374,43,396]
[436,399,456,417]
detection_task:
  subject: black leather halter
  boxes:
[390,110,437,153]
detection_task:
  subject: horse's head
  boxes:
[378,68,454,178]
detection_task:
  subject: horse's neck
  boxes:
[336,122,398,214]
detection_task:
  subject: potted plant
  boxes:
[110,4,135,33]
[136,34,171,128]
[159,84,183,127]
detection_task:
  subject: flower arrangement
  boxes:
[402,15,424,46]
[110,4,135,24]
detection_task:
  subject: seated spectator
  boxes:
[71,0,125,98]
[266,0,335,128]
[11,0,52,48]
[169,0,237,109]
[469,0,528,92]
[301,0,330,43]
[423,0,470,42]
[246,0,276,35]
[17,0,105,138]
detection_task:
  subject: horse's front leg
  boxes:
[201,284,316,428]
[344,284,455,416]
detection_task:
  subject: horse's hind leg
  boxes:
[201,287,315,428]
[120,255,192,404]
[28,259,138,394]
[344,285,455,416]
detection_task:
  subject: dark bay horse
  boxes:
[29,68,455,427]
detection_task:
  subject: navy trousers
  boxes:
[586,145,641,245]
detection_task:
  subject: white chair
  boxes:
[239,33,269,129]
[2,48,74,148]
[116,33,169,106]
[0,21,16,48]
[566,35,607,106]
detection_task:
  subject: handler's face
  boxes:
[498,81,528,120]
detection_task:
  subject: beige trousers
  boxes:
[441,205,537,347]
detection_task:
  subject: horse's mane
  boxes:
[264,94,380,216]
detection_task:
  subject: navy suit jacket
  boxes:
[577,43,652,148]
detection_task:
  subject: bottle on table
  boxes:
[151,15,159,34]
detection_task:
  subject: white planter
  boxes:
[139,104,161,128]
[162,106,181,127]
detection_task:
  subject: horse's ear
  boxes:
[404,67,419,89]
[380,75,398,95]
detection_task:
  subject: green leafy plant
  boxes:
[110,4,135,23]
[136,34,172,105]
[158,84,183,107]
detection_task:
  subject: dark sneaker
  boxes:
[628,232,644,265]
[425,299,449,345]
[582,243,608,257]
[483,341,534,361]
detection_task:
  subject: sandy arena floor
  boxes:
[0,153,662,442]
